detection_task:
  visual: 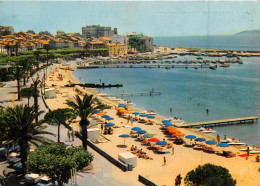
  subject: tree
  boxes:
[26,143,93,186]
[33,49,42,70]
[184,163,236,186]
[44,108,75,143]
[27,30,36,34]
[8,63,25,100]
[66,94,103,150]
[0,105,54,174]
[84,42,92,56]
[20,87,34,106]
[38,31,53,37]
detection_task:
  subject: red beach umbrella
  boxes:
[148,138,160,142]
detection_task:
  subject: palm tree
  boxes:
[20,87,34,106]
[66,94,102,150]
[44,108,75,143]
[8,63,25,100]
[0,105,54,174]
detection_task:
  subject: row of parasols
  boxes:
[119,127,167,146]
[185,135,230,147]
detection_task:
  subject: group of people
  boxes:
[130,145,153,160]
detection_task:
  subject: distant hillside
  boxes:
[235,30,260,36]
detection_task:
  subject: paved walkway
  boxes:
[0,64,143,186]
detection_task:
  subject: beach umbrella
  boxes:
[137,130,147,134]
[143,134,154,138]
[166,126,177,130]
[125,110,132,114]
[169,129,180,134]
[149,138,160,142]
[164,123,174,127]
[119,134,130,146]
[106,117,114,121]
[162,120,170,123]
[131,127,141,131]
[94,109,100,113]
[140,114,147,117]
[195,137,206,142]
[105,123,115,127]
[117,107,125,110]
[147,116,155,119]
[163,121,172,125]
[101,115,110,118]
[174,132,185,137]
[206,140,217,145]
[185,135,196,139]
[156,141,167,146]
[218,143,230,147]
[97,112,105,116]
[132,112,140,115]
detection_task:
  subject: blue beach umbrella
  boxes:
[119,134,130,146]
[205,140,217,145]
[185,135,196,139]
[140,114,147,117]
[131,127,141,131]
[101,115,110,118]
[132,112,140,115]
[156,141,167,146]
[137,130,147,134]
[105,123,115,127]
[119,134,130,138]
[218,143,230,147]
[118,104,125,107]
[147,116,155,119]
[164,124,174,127]
[162,120,170,123]
[106,117,114,121]
[195,138,206,142]
[94,109,99,113]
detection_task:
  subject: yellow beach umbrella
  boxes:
[125,110,132,114]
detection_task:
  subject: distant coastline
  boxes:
[154,34,260,51]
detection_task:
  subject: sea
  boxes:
[73,36,260,146]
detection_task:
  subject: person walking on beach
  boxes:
[175,174,182,186]
[172,146,174,155]
[216,134,220,143]
[101,123,104,134]
[170,107,172,113]
[163,156,166,166]
[67,130,71,142]
[246,146,250,160]
[130,116,133,125]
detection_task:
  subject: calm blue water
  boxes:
[154,35,260,51]
[73,56,260,146]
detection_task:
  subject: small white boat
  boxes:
[249,150,260,154]
[143,110,157,115]
[199,127,217,133]
[228,142,246,145]
[169,118,185,124]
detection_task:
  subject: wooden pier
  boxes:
[97,91,162,97]
[78,64,210,69]
[177,116,258,128]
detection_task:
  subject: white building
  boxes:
[111,34,127,45]
[82,25,117,38]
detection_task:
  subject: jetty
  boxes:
[97,91,162,97]
[177,116,258,128]
[77,64,210,69]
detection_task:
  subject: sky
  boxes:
[0,1,260,37]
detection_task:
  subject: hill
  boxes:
[235,30,260,36]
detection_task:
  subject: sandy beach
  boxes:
[45,67,260,186]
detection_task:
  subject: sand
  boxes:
[45,67,260,186]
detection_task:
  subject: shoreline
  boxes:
[45,66,260,186]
